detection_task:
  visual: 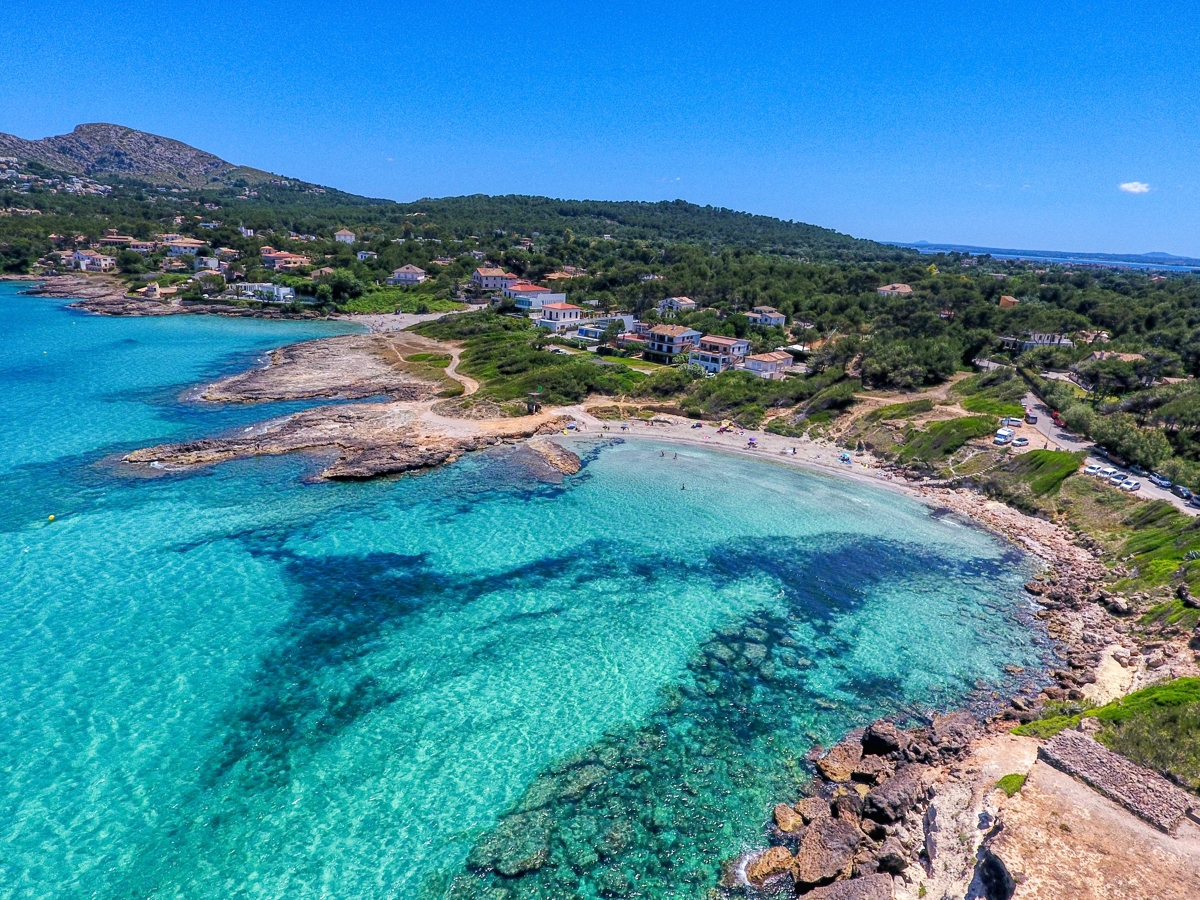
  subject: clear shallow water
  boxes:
[0,284,1051,899]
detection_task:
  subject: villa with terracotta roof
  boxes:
[503,281,567,312]
[876,283,913,296]
[644,324,702,363]
[689,334,752,373]
[334,228,356,244]
[261,250,312,271]
[742,350,794,380]
[387,264,427,285]
[471,267,518,291]
[165,237,206,256]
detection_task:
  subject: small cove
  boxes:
[0,285,1051,899]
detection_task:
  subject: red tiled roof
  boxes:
[541,303,579,310]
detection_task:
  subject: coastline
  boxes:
[21,293,1198,896]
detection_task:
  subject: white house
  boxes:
[657,296,697,315]
[471,267,518,291]
[689,335,752,373]
[742,350,794,380]
[504,281,567,312]
[71,249,116,272]
[747,306,786,327]
[356,250,377,261]
[236,283,296,303]
[644,325,702,363]
[537,302,583,332]
[334,229,356,244]
[387,264,427,285]
[165,238,206,256]
[876,283,913,296]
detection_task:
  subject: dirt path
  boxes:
[443,348,479,396]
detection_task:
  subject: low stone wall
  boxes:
[1039,730,1197,833]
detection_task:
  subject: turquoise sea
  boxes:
[0,283,1050,899]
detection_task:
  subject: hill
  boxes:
[0,124,901,258]
[0,123,272,188]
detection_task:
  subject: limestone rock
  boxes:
[745,845,794,886]
[861,721,903,756]
[802,872,895,899]
[794,817,862,887]
[774,802,804,833]
[873,837,909,874]
[930,711,977,756]
[852,755,895,784]
[797,796,832,824]
[817,740,864,783]
[863,770,923,824]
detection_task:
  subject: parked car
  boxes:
[1024,411,1038,424]
[1130,465,1148,476]
[1093,446,1109,458]
[1173,485,1194,500]
[1001,417,1024,427]
[1099,467,1118,479]
[1189,495,1200,509]
[1109,472,1128,485]
[1012,437,1030,447]
[1149,473,1172,488]
[1119,480,1141,492]
[1085,464,1102,476]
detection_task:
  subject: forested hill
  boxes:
[389,195,905,259]
[0,124,904,260]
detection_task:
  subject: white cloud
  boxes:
[1119,181,1151,194]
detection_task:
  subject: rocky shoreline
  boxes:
[6,274,325,319]
[721,480,1200,900]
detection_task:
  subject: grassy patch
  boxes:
[406,352,451,367]
[961,394,1026,417]
[898,415,996,464]
[339,288,464,315]
[996,773,1027,797]
[953,368,1027,417]
[1007,450,1087,496]
[1011,714,1082,739]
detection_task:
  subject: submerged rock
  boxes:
[466,809,552,876]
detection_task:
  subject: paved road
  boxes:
[1020,392,1197,516]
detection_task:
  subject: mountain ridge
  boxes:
[0,123,271,188]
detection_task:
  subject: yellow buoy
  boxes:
[48,514,55,522]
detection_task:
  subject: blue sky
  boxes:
[4,1,1198,255]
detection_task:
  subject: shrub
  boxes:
[995,774,1027,797]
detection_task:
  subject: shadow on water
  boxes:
[189,520,1047,900]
